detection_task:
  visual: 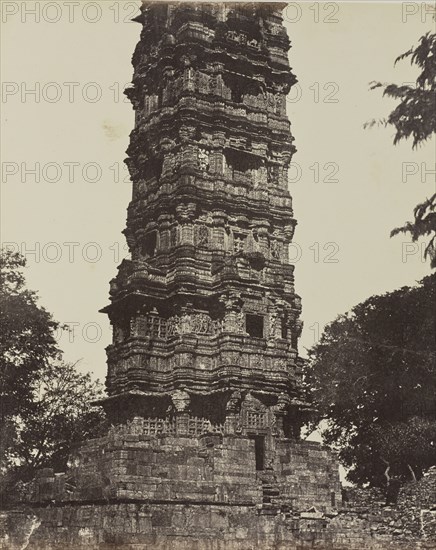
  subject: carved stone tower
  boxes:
[4,4,343,548]
[102,1,307,454]
[3,5,434,548]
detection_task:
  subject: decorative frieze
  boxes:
[129,312,223,340]
[167,313,222,336]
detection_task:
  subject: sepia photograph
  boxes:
[1,1,435,548]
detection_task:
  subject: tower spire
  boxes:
[101,2,306,439]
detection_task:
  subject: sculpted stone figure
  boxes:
[171,390,190,412]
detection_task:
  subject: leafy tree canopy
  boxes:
[0,251,106,503]
[305,274,436,487]
[8,361,106,476]
[0,250,60,422]
[367,32,436,147]
[366,32,436,267]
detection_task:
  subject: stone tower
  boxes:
[1,4,344,548]
[3,5,435,548]
[102,1,307,454]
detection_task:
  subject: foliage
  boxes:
[12,361,106,477]
[305,274,436,486]
[366,32,436,267]
[1,250,60,467]
[0,250,106,501]
[391,194,436,268]
[371,417,436,481]
[366,32,436,147]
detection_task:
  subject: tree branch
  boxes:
[381,457,391,482]
[407,463,417,482]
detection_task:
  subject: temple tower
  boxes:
[3,5,432,549]
[4,5,342,548]
[102,2,307,455]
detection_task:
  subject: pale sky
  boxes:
[1,1,435,383]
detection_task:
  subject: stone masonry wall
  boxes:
[1,437,435,549]
[27,433,339,513]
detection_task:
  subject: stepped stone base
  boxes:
[1,431,435,549]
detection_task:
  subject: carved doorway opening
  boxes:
[249,435,265,471]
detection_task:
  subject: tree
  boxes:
[367,32,436,148]
[305,274,436,487]
[391,194,436,268]
[0,250,61,467]
[0,251,106,501]
[366,32,436,267]
[1,360,106,504]
[10,361,106,477]
[372,417,436,482]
